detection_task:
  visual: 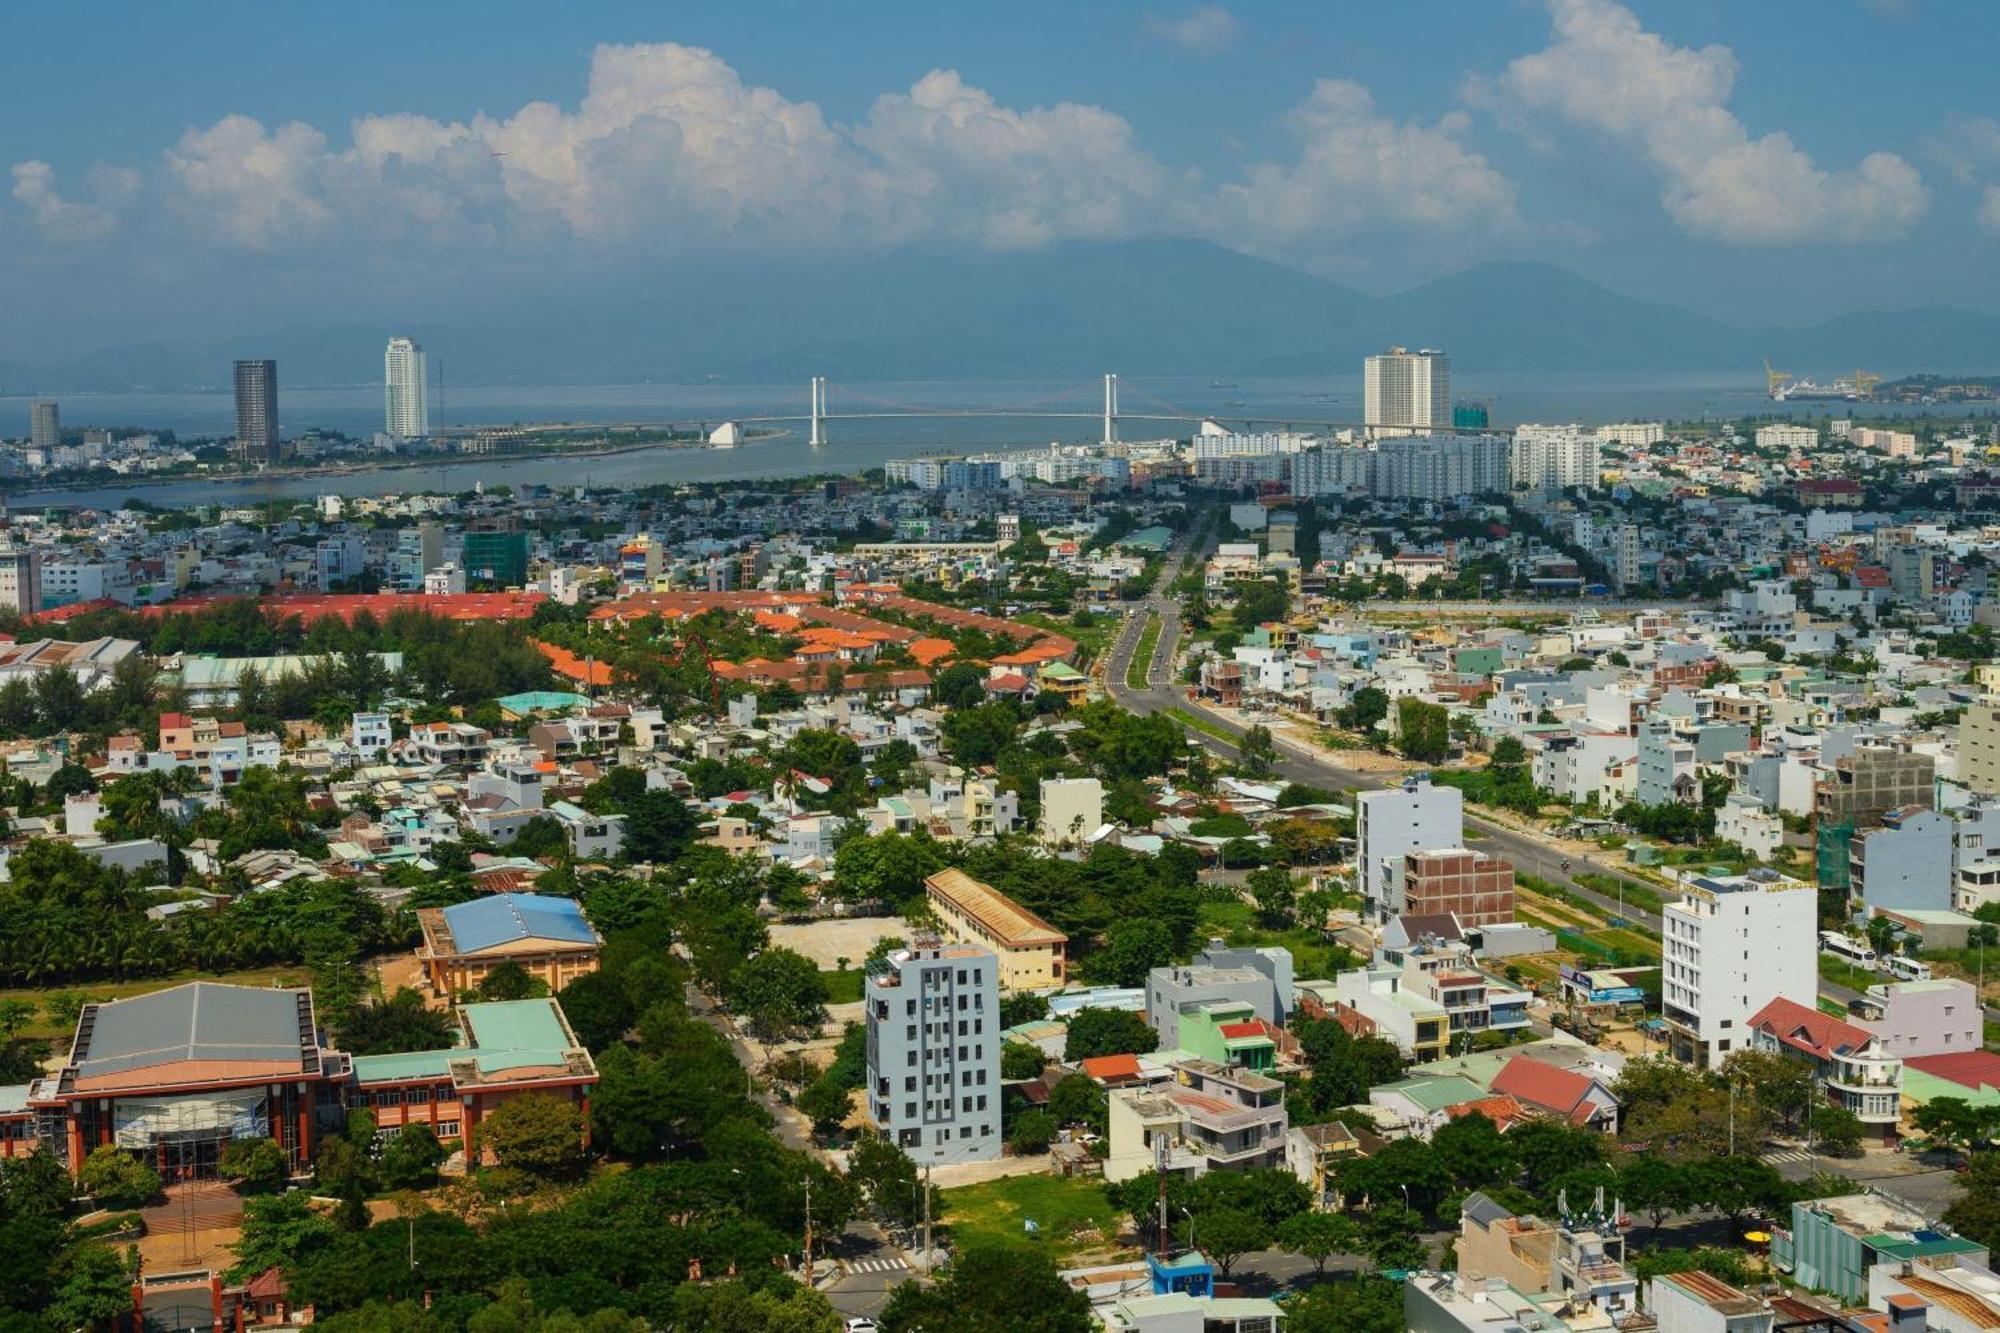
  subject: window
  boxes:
[905,1076,916,1092]
[960,1126,972,1139]
[905,1102,917,1119]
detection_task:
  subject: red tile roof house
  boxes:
[1748,996,1904,1140]
[1488,1055,1621,1133]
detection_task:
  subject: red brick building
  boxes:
[1400,849,1516,927]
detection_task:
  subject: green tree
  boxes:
[46,1244,135,1331]
[555,970,637,1052]
[796,1078,853,1141]
[1618,1154,1693,1238]
[1186,1206,1266,1279]
[1283,1275,1403,1333]
[218,1136,290,1193]
[1047,1074,1109,1136]
[339,988,459,1056]
[1431,1112,1517,1192]
[1238,725,1277,778]
[79,1145,160,1208]
[932,663,987,710]
[379,1125,448,1190]
[729,948,828,1039]
[1809,1104,1865,1157]
[1337,687,1389,734]
[1002,1040,1049,1081]
[1063,1008,1159,1062]
[1095,918,1174,987]
[1245,865,1297,927]
[478,1092,584,1179]
[1276,1209,1361,1277]
[477,960,549,1001]
[849,1134,930,1230]
[879,1245,1092,1333]
[1009,1109,1056,1155]
[1395,698,1451,763]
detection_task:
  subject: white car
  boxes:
[845,1320,881,1333]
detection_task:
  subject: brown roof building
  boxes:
[925,868,1067,992]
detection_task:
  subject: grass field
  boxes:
[1127,615,1162,691]
[941,1172,1132,1264]
[0,966,314,1039]
[1168,707,1238,746]
[1817,955,1877,990]
[1194,899,1355,980]
[820,968,865,1004]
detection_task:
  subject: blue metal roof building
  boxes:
[420,892,603,997]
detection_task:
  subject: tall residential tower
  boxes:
[1363,346,1450,437]
[384,336,429,440]
[233,359,279,462]
[28,401,60,452]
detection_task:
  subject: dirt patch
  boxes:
[768,917,905,970]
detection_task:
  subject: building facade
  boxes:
[864,943,1001,1165]
[29,400,59,451]
[416,892,603,997]
[1356,778,1464,919]
[1662,870,1818,1068]
[384,336,429,440]
[233,359,279,462]
[1364,346,1450,435]
[925,868,1067,992]
[1401,848,1516,927]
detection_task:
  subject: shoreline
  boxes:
[16,429,788,500]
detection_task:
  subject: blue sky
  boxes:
[5,0,1998,358]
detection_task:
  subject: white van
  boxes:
[1882,955,1932,982]
[1819,931,1876,966]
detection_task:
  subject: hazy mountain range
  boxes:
[6,241,2000,392]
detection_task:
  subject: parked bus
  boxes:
[1819,931,1876,966]
[1882,955,1932,982]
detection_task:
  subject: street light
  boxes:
[1180,1206,1197,1253]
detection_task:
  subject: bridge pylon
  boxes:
[808,377,827,447]
[1102,373,1118,446]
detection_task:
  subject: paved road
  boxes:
[684,980,814,1153]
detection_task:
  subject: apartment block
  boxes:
[1661,869,1817,1068]
[864,943,1001,1166]
[1400,848,1515,927]
[1356,778,1463,920]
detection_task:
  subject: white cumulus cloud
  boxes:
[1145,6,1239,55]
[1198,79,1519,247]
[1480,0,1927,244]
[9,160,124,241]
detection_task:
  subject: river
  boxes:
[7,371,1992,510]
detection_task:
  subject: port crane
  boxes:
[1763,359,1793,397]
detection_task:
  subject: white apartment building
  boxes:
[1371,434,1509,501]
[384,336,429,440]
[1661,869,1817,1068]
[1598,422,1663,447]
[865,943,1002,1166]
[1039,776,1104,845]
[1290,444,1373,499]
[1355,778,1464,919]
[1363,346,1450,435]
[0,545,43,616]
[1754,422,1818,450]
[1510,424,1600,492]
[1613,524,1642,592]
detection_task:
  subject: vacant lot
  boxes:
[768,916,903,969]
[942,1171,1132,1266]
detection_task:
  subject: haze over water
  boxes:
[8,371,1990,510]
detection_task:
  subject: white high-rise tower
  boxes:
[384,336,430,440]
[1363,346,1450,437]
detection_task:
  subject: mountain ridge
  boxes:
[6,242,1999,393]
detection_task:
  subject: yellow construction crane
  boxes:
[1763,358,1792,398]
[1853,369,1881,398]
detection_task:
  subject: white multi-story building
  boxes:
[0,544,43,616]
[1364,346,1450,436]
[1661,868,1817,1068]
[1510,424,1600,492]
[1754,422,1817,450]
[1613,524,1642,592]
[1290,444,1373,499]
[1355,778,1464,919]
[865,942,1002,1166]
[1372,433,1508,501]
[384,336,429,440]
[1597,422,1663,447]
[1040,776,1104,846]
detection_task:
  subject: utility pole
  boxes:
[1155,1137,1169,1259]
[802,1172,814,1283]
[921,1163,933,1273]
